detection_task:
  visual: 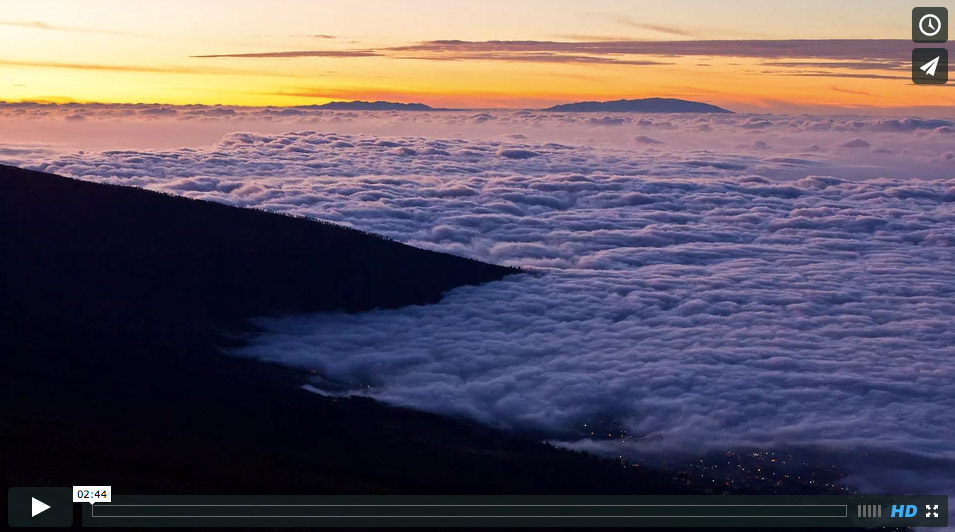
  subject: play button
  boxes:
[30,498,49,518]
[7,487,72,527]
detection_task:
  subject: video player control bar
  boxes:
[71,495,948,528]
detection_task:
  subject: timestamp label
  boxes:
[73,485,111,504]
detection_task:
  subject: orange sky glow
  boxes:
[1,0,953,113]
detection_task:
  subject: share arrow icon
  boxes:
[921,55,941,76]
[913,48,948,84]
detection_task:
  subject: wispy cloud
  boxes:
[190,39,912,73]
[0,58,303,77]
[193,45,669,65]
[0,20,138,36]
[384,39,911,61]
[553,34,652,42]
[191,50,380,58]
[785,71,906,80]
[391,52,670,66]
[0,58,198,74]
[831,85,873,96]
[197,39,911,62]
[768,60,907,71]
[611,16,694,37]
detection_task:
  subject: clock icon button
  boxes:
[913,7,948,43]
[921,14,941,36]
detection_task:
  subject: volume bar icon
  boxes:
[858,504,881,518]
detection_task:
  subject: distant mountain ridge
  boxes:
[311,100,436,111]
[300,98,731,113]
[544,98,732,113]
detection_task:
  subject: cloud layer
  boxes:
[4,103,955,170]
[4,111,955,494]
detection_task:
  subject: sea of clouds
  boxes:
[2,106,954,494]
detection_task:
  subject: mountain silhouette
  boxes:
[544,98,732,113]
[311,100,436,111]
[0,165,688,495]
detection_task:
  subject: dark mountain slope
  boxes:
[0,164,508,325]
[0,165,687,496]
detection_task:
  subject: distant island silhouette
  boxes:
[544,98,732,113]
[310,100,436,111]
[291,98,731,113]
[4,99,734,113]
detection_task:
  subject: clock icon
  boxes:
[913,7,947,43]
[920,13,942,37]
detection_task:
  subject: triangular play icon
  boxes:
[31,497,50,517]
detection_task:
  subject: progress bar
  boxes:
[81,495,947,528]
[93,503,848,518]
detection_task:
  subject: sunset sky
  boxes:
[1,0,953,112]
